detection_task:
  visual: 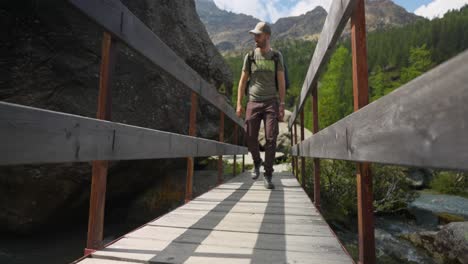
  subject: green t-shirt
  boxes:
[242,48,284,102]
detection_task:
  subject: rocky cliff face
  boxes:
[273,7,327,41]
[0,0,234,233]
[195,0,423,53]
[364,0,422,31]
[195,0,261,52]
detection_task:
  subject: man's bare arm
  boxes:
[236,71,249,117]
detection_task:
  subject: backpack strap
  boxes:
[271,50,279,69]
[248,49,255,76]
[272,50,280,90]
[245,50,256,96]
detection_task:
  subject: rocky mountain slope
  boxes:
[195,0,423,53]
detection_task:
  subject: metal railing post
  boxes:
[233,124,238,176]
[293,121,298,179]
[311,83,321,210]
[242,153,245,173]
[241,130,245,173]
[290,128,295,175]
[85,31,116,254]
[351,0,375,262]
[185,91,198,203]
[300,109,305,188]
[217,112,225,184]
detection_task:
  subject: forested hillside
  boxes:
[226,5,468,131]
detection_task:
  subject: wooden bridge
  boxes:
[75,165,354,264]
[1,0,467,263]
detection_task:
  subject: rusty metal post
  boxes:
[233,124,238,176]
[185,91,198,203]
[217,112,225,184]
[242,153,245,173]
[85,32,116,254]
[293,121,298,179]
[351,0,375,263]
[290,128,295,175]
[292,126,296,179]
[311,84,321,210]
[242,129,246,173]
[300,109,306,188]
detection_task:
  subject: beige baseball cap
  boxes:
[249,21,271,35]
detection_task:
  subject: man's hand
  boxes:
[279,103,285,122]
[236,104,244,118]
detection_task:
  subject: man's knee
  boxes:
[265,134,277,147]
[265,123,279,144]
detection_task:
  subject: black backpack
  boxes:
[245,49,290,95]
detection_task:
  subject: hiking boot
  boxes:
[263,175,275,189]
[252,159,262,180]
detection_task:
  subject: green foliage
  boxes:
[224,55,245,106]
[317,45,353,129]
[400,44,434,84]
[372,165,418,213]
[369,66,397,101]
[430,171,468,197]
[273,39,317,107]
[302,160,416,223]
[317,160,357,221]
[366,5,468,71]
[222,160,250,175]
[436,212,465,224]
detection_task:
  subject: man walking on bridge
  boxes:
[236,21,286,189]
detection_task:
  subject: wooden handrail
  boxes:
[291,49,468,170]
[0,101,247,166]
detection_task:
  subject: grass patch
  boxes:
[430,171,468,198]
[223,160,253,175]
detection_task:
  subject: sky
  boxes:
[212,0,468,23]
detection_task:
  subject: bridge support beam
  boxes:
[351,0,376,263]
[293,121,298,180]
[241,129,245,173]
[290,128,295,175]
[300,109,305,188]
[311,83,321,211]
[233,124,238,176]
[185,91,198,203]
[86,31,116,253]
[217,112,224,184]
[242,153,245,173]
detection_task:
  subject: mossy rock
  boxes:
[437,213,465,224]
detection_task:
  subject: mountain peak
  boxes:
[196,0,423,53]
[309,5,327,14]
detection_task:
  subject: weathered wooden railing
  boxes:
[288,0,468,263]
[0,0,247,255]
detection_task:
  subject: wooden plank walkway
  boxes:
[77,165,354,264]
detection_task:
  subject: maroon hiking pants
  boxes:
[244,99,279,176]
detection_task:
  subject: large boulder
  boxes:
[258,110,312,154]
[0,0,233,233]
[401,222,468,264]
[405,168,433,189]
